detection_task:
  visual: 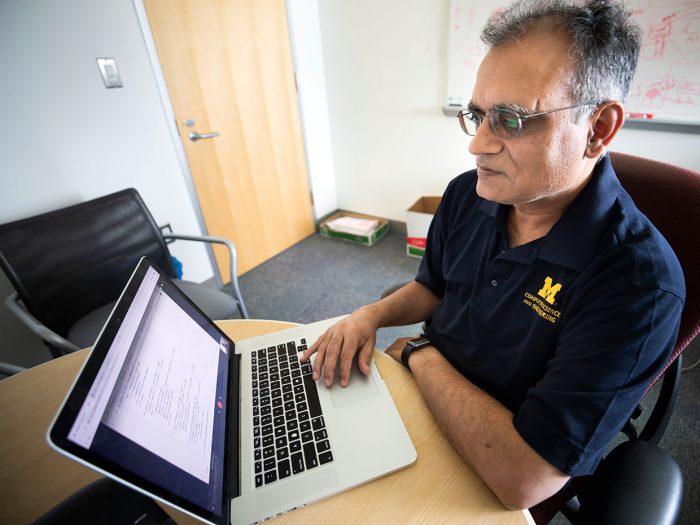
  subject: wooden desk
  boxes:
[0,320,532,525]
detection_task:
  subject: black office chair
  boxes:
[33,478,175,525]
[530,152,699,524]
[0,188,249,359]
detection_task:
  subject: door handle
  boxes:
[189,130,220,141]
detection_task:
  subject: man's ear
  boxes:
[585,101,625,159]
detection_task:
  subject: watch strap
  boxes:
[401,336,431,371]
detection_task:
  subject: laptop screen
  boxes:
[49,259,234,524]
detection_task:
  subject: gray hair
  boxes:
[481,0,641,119]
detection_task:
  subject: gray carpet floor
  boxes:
[234,229,699,525]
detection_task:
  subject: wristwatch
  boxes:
[401,336,431,371]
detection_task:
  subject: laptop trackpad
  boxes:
[329,365,379,407]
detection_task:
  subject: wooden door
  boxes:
[144,0,315,277]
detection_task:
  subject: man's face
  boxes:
[468,29,594,210]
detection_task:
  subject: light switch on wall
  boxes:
[96,57,123,88]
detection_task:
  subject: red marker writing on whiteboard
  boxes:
[626,113,654,119]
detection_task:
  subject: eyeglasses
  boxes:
[457,102,598,140]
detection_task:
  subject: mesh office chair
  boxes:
[0,188,249,359]
[531,152,700,524]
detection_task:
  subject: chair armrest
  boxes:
[576,440,683,525]
[0,361,27,376]
[5,293,80,354]
[162,233,249,319]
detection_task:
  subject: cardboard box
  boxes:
[406,196,441,257]
[320,211,389,247]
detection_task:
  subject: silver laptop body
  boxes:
[48,257,416,525]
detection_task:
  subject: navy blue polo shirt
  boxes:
[416,155,685,476]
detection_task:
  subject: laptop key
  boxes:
[290,452,305,474]
[264,471,277,485]
[316,440,330,452]
[264,458,275,471]
[319,451,333,465]
[255,461,262,474]
[312,416,325,431]
[278,459,291,479]
[303,443,318,469]
[290,440,301,453]
[255,474,263,488]
[302,374,323,418]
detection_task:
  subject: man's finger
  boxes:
[301,331,327,363]
[337,336,360,387]
[357,338,375,376]
[321,333,342,386]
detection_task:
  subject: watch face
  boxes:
[410,337,429,348]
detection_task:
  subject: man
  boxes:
[302,0,685,513]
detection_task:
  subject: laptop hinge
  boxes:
[227,352,242,504]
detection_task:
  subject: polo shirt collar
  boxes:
[539,154,621,271]
[477,155,623,271]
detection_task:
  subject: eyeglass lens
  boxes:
[459,110,522,139]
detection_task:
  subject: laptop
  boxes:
[47,257,416,525]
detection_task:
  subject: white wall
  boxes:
[0,0,212,282]
[317,0,700,222]
[0,0,215,366]
[287,0,338,219]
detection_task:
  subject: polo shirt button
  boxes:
[491,279,498,287]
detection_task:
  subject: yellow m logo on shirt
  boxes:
[537,276,562,305]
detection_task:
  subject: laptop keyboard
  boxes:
[251,338,334,488]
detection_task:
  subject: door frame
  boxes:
[132,0,338,284]
[133,0,222,286]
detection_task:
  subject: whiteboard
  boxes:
[446,0,700,125]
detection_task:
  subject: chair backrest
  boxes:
[610,152,700,385]
[0,189,176,337]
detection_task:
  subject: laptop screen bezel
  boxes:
[48,257,237,525]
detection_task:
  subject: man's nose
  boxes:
[468,119,503,156]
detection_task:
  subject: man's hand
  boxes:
[300,306,380,387]
[301,280,440,387]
